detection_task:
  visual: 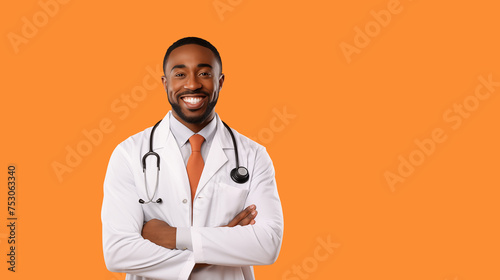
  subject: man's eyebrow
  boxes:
[170,64,213,72]
[198,63,212,69]
[171,64,186,72]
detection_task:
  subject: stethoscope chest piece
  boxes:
[231,166,249,184]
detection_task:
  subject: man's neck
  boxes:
[172,113,215,133]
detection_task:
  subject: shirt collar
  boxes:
[169,112,217,147]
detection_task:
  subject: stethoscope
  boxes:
[139,119,249,204]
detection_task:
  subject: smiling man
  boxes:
[164,42,221,132]
[101,37,284,280]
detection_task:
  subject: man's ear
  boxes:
[218,73,225,90]
[161,75,168,92]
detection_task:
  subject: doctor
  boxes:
[101,37,284,280]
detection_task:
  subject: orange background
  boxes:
[1,0,500,279]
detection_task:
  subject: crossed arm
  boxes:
[141,205,258,270]
[141,204,258,249]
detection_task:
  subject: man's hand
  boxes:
[224,204,258,227]
[141,219,176,249]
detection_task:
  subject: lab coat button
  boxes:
[182,199,188,204]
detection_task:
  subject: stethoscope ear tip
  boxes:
[139,199,145,204]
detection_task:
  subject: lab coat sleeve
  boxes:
[101,144,195,280]
[191,146,284,266]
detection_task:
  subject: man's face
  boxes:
[162,44,224,128]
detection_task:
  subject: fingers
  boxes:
[226,204,257,227]
[238,209,257,226]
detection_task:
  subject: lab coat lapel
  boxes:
[154,112,191,200]
[195,117,231,197]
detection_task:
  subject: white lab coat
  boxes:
[101,111,284,280]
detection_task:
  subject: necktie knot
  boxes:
[189,134,205,152]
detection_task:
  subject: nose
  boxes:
[184,74,202,91]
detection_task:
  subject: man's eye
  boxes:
[199,72,211,77]
[175,73,185,77]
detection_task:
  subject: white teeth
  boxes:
[183,97,203,104]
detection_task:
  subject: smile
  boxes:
[180,95,207,110]
[182,96,204,105]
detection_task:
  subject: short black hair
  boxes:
[163,37,222,75]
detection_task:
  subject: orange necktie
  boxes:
[187,134,205,203]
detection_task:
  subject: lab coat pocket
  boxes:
[215,183,249,226]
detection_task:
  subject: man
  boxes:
[101,37,284,280]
